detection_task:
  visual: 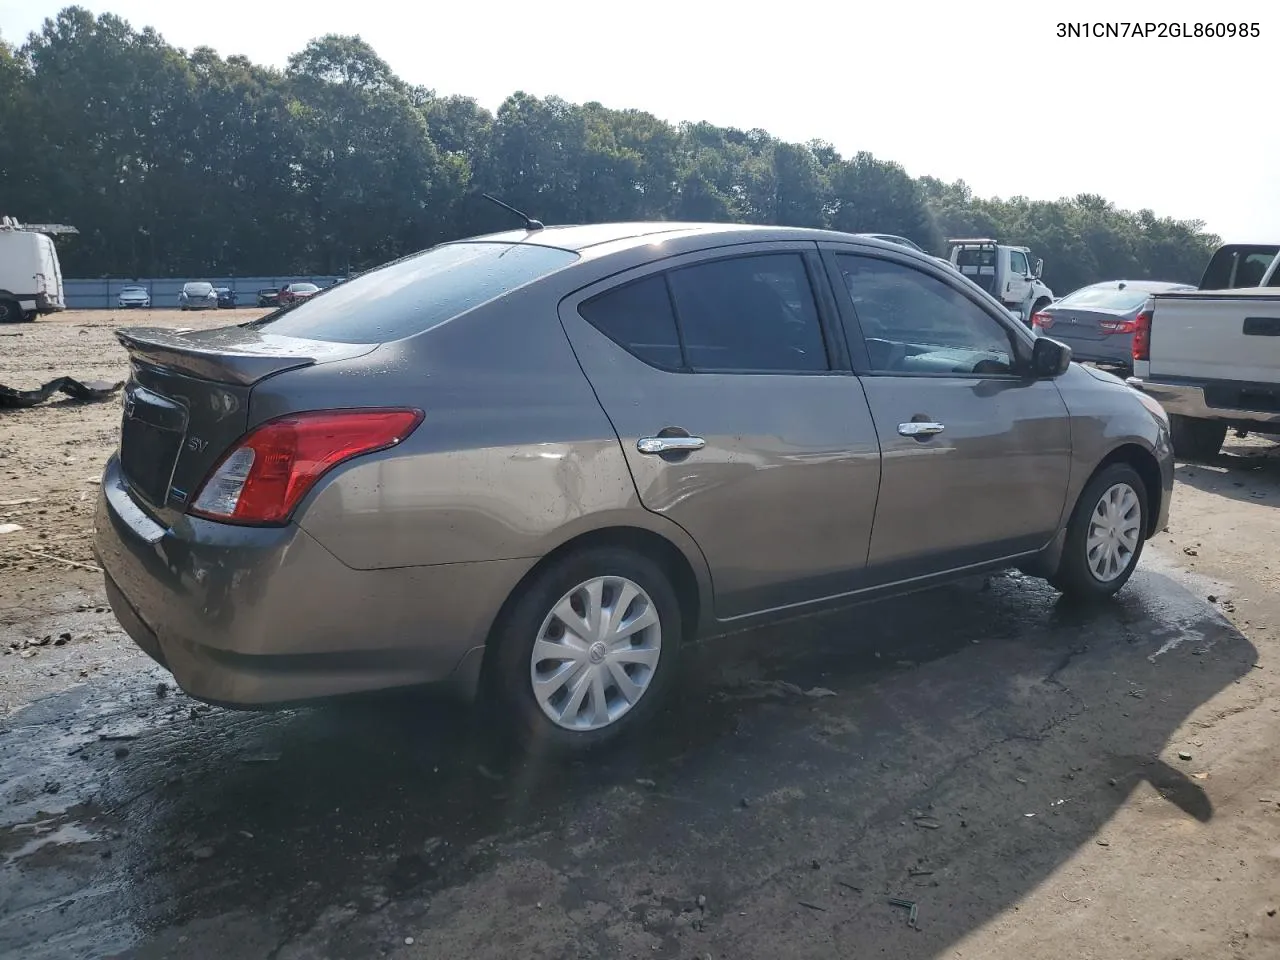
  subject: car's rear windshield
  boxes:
[1055,286,1154,312]
[184,283,212,294]
[249,242,579,343]
[293,283,319,292]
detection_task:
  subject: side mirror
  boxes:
[1030,336,1072,378]
[1033,259,1044,279]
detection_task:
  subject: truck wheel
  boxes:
[0,299,23,324]
[1169,415,1226,460]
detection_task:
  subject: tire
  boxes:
[489,546,683,755]
[1169,415,1226,461]
[0,299,23,324]
[1049,463,1149,600]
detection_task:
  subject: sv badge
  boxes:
[186,436,209,453]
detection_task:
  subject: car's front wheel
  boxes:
[490,546,682,755]
[1050,462,1149,600]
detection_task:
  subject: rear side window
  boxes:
[579,275,682,369]
[251,242,579,343]
[667,254,828,372]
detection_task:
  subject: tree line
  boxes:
[1,7,1218,294]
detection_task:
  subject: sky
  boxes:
[2,0,1276,242]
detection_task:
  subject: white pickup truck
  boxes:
[1128,244,1280,458]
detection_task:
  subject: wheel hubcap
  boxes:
[530,576,662,732]
[1086,482,1142,582]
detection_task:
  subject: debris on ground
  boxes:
[913,816,942,829]
[0,376,124,409]
[797,900,826,912]
[1178,751,1193,761]
[189,846,214,861]
[0,523,24,534]
[888,897,920,929]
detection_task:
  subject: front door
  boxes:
[559,243,883,620]
[1004,249,1032,314]
[825,247,1072,580]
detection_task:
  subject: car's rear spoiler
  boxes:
[116,326,376,386]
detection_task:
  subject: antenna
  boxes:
[480,194,543,232]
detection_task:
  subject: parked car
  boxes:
[117,285,151,309]
[178,281,218,311]
[1032,280,1196,370]
[214,287,238,308]
[96,224,1173,754]
[257,288,280,308]
[278,281,320,306]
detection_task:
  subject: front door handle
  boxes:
[898,421,945,438]
[637,436,706,455]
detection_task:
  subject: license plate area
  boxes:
[119,384,188,506]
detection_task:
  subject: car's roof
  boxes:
[454,221,910,255]
[1073,279,1196,293]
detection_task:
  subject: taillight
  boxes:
[1099,318,1139,335]
[1131,310,1153,361]
[1031,312,1053,330]
[189,408,423,525]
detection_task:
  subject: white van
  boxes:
[0,220,67,323]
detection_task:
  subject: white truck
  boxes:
[1127,244,1280,458]
[948,238,1054,325]
[0,217,74,323]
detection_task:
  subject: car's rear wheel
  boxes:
[1169,415,1227,461]
[490,546,682,755]
[1049,463,1148,600]
[0,299,23,324]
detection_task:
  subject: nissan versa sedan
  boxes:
[1031,280,1196,370]
[94,222,1174,753]
[117,285,151,309]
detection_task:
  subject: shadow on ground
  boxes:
[0,561,1257,959]
[1175,435,1280,507]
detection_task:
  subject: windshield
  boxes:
[184,283,213,294]
[1055,285,1156,312]
[121,286,146,294]
[250,242,579,344]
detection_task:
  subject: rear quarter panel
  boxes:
[254,283,711,596]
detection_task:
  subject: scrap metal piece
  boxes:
[0,377,124,409]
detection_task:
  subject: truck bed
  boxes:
[1149,289,1280,385]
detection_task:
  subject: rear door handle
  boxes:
[637,436,706,455]
[898,421,945,438]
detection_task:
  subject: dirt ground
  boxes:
[0,309,267,710]
[2,309,1279,959]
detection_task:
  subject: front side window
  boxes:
[837,254,1016,376]
[666,254,828,372]
[1009,250,1029,276]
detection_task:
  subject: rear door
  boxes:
[824,245,1072,577]
[559,242,883,620]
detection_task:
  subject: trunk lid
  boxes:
[1040,306,1129,341]
[115,325,377,517]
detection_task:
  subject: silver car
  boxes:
[178,281,218,311]
[1032,280,1196,369]
[94,223,1174,753]
[118,285,151,309]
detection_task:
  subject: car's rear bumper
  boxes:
[1127,374,1280,426]
[93,455,532,707]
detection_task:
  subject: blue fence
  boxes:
[63,276,345,310]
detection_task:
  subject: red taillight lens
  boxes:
[189,408,423,525]
[1031,312,1053,330]
[1131,310,1153,361]
[1099,318,1139,335]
